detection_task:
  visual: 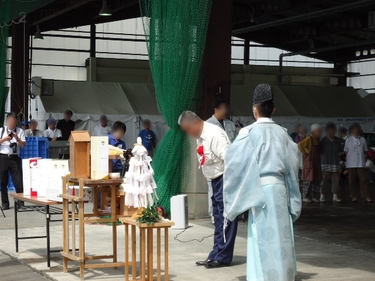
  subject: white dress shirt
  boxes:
[344,136,368,168]
[93,125,111,136]
[25,128,44,137]
[0,127,26,155]
[44,128,62,139]
[197,122,231,180]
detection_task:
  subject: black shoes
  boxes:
[196,259,212,266]
[196,259,229,268]
[1,203,9,210]
[205,260,229,269]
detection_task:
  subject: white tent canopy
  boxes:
[231,84,375,133]
[31,81,375,147]
[30,81,169,146]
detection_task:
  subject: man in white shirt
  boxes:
[44,118,63,141]
[179,111,238,269]
[24,119,44,137]
[93,114,111,136]
[0,113,26,210]
[344,122,372,203]
[206,101,237,223]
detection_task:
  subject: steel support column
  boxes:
[200,0,233,120]
[90,23,96,58]
[244,38,250,65]
[11,23,29,118]
[334,62,348,86]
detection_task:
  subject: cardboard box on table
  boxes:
[22,158,69,197]
[45,160,70,201]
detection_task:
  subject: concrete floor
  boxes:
[0,183,375,281]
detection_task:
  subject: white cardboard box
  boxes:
[22,158,69,198]
[91,136,109,180]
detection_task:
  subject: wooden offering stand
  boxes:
[120,217,175,281]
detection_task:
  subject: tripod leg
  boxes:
[0,206,5,218]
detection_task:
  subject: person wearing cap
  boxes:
[223,84,301,281]
[179,111,238,269]
[93,114,111,136]
[344,122,372,203]
[20,120,29,131]
[138,119,156,157]
[0,113,26,210]
[298,124,323,203]
[44,118,63,141]
[57,110,75,140]
[320,122,342,203]
[25,119,43,137]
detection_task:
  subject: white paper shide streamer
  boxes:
[122,137,158,208]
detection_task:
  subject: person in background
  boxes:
[320,122,342,203]
[109,121,126,173]
[93,114,111,136]
[295,125,307,144]
[338,127,348,151]
[57,110,75,140]
[25,119,43,137]
[20,120,29,131]
[179,111,238,269]
[206,100,237,224]
[290,123,301,143]
[206,100,236,142]
[344,122,372,203]
[44,118,63,141]
[298,124,323,203]
[366,148,375,183]
[138,119,156,156]
[0,113,26,210]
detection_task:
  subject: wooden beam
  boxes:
[32,0,94,26]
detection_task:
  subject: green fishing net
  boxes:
[140,0,212,214]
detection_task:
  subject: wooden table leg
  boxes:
[79,179,85,280]
[157,228,161,281]
[111,185,117,266]
[62,177,69,273]
[72,201,76,256]
[93,186,98,216]
[125,224,129,281]
[140,228,146,281]
[132,225,137,279]
[147,228,153,281]
[164,227,169,281]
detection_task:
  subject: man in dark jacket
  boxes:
[57,110,75,140]
[320,122,342,203]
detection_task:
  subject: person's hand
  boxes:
[52,138,57,141]
[12,132,20,141]
[1,135,11,142]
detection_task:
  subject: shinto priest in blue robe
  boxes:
[224,118,302,281]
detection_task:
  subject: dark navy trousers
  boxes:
[208,175,238,264]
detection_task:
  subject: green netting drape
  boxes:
[140,0,212,213]
[0,27,8,125]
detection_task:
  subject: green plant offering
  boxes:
[136,206,161,225]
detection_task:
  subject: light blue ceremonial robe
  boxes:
[224,118,302,281]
